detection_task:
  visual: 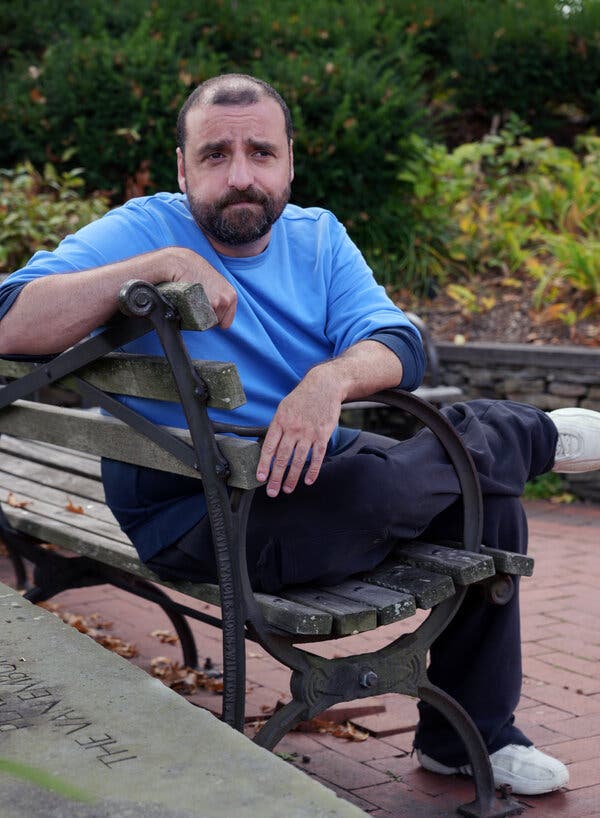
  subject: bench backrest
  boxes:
[0,281,262,489]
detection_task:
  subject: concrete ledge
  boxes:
[0,582,365,818]
[437,341,600,372]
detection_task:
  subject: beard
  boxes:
[188,183,291,248]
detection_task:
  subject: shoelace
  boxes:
[555,432,580,458]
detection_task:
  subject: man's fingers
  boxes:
[256,427,282,484]
[303,440,328,486]
[282,443,312,494]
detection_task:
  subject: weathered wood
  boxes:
[0,400,262,489]
[479,545,534,577]
[0,354,246,410]
[431,539,535,578]
[0,448,105,502]
[362,562,456,609]
[0,468,120,529]
[253,594,333,636]
[393,541,496,585]
[0,503,335,637]
[157,281,218,332]
[0,489,127,544]
[320,580,416,625]
[0,437,103,479]
[279,588,378,636]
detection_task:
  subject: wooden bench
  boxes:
[0,280,528,818]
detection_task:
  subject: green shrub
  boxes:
[399,123,600,319]
[393,0,600,142]
[0,159,108,273]
[0,0,430,272]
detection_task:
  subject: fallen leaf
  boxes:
[94,634,138,658]
[150,629,178,644]
[150,656,223,694]
[6,492,31,509]
[65,497,85,514]
[38,604,137,656]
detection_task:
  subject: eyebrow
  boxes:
[196,137,279,156]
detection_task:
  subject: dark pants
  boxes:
[147,400,558,765]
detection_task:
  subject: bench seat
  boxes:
[0,435,530,640]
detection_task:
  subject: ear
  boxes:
[176,147,187,194]
[289,140,294,183]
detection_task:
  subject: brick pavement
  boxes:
[1,498,599,817]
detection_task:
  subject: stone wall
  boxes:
[436,342,600,502]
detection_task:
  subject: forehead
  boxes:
[184,97,287,147]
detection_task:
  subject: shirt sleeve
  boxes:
[369,326,426,391]
[0,280,28,321]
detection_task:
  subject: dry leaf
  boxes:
[150,656,223,694]
[6,492,31,509]
[295,717,369,741]
[150,629,178,644]
[39,604,137,657]
[65,497,85,514]
[94,634,138,658]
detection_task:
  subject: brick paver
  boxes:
[1,498,599,816]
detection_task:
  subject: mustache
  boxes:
[216,188,269,208]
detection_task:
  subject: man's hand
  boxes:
[255,340,404,497]
[170,248,237,329]
[0,246,237,355]
[256,366,343,497]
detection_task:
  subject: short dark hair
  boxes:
[176,74,293,151]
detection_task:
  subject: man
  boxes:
[1,73,599,796]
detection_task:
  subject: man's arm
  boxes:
[0,246,237,355]
[256,339,403,497]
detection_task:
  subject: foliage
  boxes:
[523,472,573,502]
[0,159,108,273]
[399,124,600,321]
[1,0,600,298]
[394,0,600,143]
[0,0,429,263]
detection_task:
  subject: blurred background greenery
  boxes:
[1,0,599,322]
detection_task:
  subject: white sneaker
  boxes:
[549,407,600,473]
[417,744,569,796]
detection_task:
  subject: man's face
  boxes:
[177,97,294,256]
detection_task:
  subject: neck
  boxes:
[206,231,271,258]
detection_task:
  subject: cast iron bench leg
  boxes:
[419,682,524,818]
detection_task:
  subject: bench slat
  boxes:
[0,401,262,489]
[0,469,120,531]
[361,562,456,608]
[278,588,378,636]
[393,541,495,585]
[479,545,534,577]
[0,450,106,504]
[157,280,218,332]
[0,491,128,545]
[319,579,416,625]
[0,355,246,410]
[0,504,335,637]
[0,437,103,478]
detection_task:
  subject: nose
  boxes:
[228,155,253,190]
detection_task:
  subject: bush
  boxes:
[394,0,600,143]
[0,159,108,273]
[2,0,600,290]
[398,123,600,320]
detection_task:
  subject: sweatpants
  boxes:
[146,399,558,765]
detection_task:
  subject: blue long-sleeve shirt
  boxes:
[0,194,425,558]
